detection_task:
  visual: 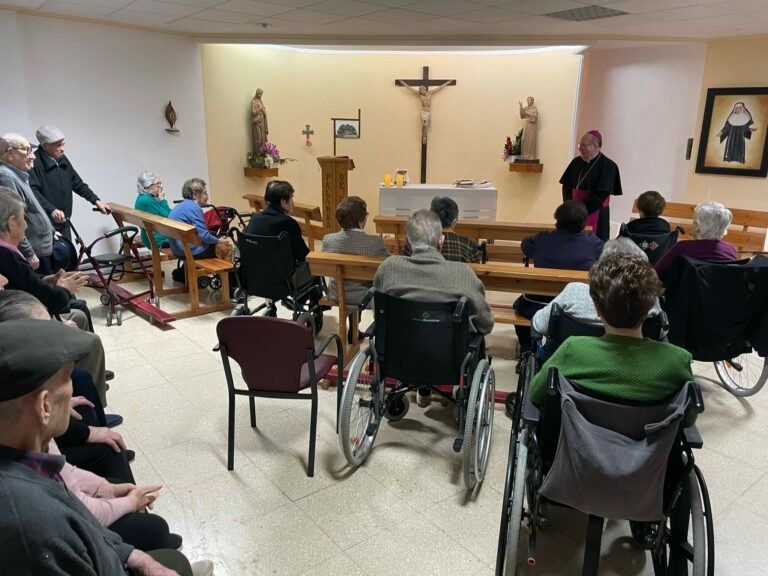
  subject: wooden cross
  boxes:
[302,124,314,146]
[395,66,457,183]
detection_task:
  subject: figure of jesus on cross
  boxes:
[396,78,453,144]
[395,66,457,183]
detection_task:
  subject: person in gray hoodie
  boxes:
[0,133,54,272]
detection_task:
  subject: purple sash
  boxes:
[572,188,610,236]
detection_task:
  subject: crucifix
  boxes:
[395,66,456,183]
[302,124,314,146]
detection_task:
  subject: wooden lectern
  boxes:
[317,156,355,233]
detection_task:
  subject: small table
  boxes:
[379,183,497,220]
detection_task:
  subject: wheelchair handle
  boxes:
[453,296,468,322]
[93,206,112,214]
[688,380,705,414]
[360,287,376,310]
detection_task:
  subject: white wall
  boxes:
[576,43,707,225]
[0,12,208,244]
[0,11,30,131]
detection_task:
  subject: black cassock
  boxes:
[719,120,753,164]
[559,153,622,242]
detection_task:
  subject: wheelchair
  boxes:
[619,223,684,265]
[496,354,714,575]
[663,255,768,397]
[338,289,495,490]
[230,229,325,334]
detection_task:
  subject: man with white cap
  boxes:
[30,125,108,241]
[0,319,214,576]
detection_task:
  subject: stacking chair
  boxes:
[216,316,342,476]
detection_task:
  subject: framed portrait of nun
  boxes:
[696,87,768,177]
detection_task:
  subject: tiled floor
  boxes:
[83,273,768,576]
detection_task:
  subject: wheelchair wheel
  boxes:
[198,276,210,290]
[340,346,384,467]
[500,427,528,576]
[463,359,494,490]
[383,393,410,423]
[209,274,222,290]
[654,469,710,576]
[312,308,324,334]
[713,353,768,397]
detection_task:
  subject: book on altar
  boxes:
[453,179,493,188]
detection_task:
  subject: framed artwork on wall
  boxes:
[696,87,768,177]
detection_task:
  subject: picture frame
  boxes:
[695,87,768,177]
[334,118,360,139]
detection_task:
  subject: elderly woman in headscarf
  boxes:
[717,102,758,164]
[654,201,737,279]
[133,171,171,249]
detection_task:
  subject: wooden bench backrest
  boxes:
[374,215,557,242]
[306,251,587,296]
[631,200,768,252]
[242,193,326,248]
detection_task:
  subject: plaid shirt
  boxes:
[403,230,480,263]
[0,444,65,483]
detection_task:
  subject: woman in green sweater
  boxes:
[134,171,171,249]
[530,253,694,419]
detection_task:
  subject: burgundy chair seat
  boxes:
[300,354,337,390]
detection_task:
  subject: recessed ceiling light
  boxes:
[544,5,628,22]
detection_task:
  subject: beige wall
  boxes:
[685,37,768,211]
[200,45,581,229]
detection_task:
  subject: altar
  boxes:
[379,183,497,220]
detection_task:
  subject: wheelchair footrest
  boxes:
[453,437,463,453]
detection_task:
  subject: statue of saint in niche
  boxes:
[251,88,269,156]
[518,96,538,160]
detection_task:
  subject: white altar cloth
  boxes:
[378,183,497,220]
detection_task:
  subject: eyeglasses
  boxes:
[12,146,34,156]
[577,143,595,149]
[149,182,164,189]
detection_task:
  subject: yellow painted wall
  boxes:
[200,45,581,228]
[685,36,768,210]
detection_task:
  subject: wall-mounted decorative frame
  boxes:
[332,109,361,156]
[696,87,768,177]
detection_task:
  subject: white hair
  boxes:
[693,202,732,240]
[0,133,28,155]
[136,171,160,195]
[600,237,648,261]
[406,209,442,252]
[0,187,25,233]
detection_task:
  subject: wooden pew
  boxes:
[373,215,565,263]
[109,203,233,319]
[631,200,768,254]
[243,193,326,250]
[306,251,587,361]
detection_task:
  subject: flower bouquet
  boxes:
[503,129,523,162]
[249,143,296,168]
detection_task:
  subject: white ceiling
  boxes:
[4,0,768,41]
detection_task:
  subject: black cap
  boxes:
[0,320,93,402]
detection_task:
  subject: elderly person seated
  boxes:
[0,133,55,272]
[403,196,480,263]
[514,200,604,355]
[134,171,171,249]
[245,180,309,262]
[0,320,214,576]
[626,190,671,235]
[655,201,737,279]
[374,209,494,407]
[530,253,694,419]
[0,190,116,420]
[168,177,224,260]
[531,237,662,339]
[322,196,390,343]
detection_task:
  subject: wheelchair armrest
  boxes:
[683,425,703,449]
[522,390,541,426]
[468,333,483,352]
[314,333,342,360]
[359,288,375,310]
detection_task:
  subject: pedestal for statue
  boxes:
[317,156,355,232]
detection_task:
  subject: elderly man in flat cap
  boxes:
[0,320,214,576]
[30,125,108,242]
[0,133,55,272]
